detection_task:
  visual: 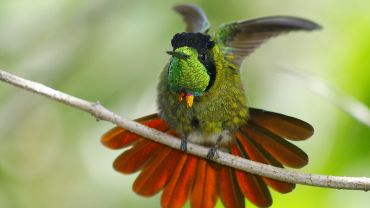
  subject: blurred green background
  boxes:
[0,0,369,207]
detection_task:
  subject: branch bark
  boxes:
[0,69,369,191]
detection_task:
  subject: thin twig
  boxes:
[0,69,369,191]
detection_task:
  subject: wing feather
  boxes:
[216,16,321,66]
[173,4,210,33]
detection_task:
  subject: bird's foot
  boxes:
[206,135,222,160]
[206,146,220,160]
[180,136,188,152]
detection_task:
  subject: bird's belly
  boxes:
[187,129,234,147]
[158,90,248,147]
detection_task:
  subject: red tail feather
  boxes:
[161,155,197,208]
[133,147,173,196]
[101,127,139,149]
[132,129,184,196]
[249,108,314,141]
[231,145,272,207]
[101,114,168,149]
[113,139,162,174]
[218,167,245,208]
[190,159,218,208]
[236,132,295,193]
[240,124,308,168]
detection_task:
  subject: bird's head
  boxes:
[166,32,216,107]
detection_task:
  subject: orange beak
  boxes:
[185,94,194,108]
[178,92,194,108]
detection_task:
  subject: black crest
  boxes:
[171,32,214,54]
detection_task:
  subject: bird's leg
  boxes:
[180,134,188,152]
[206,135,222,160]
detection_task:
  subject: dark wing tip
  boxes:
[173,3,200,12]
[276,16,322,31]
[246,16,322,31]
[172,4,210,33]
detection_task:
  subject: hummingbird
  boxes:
[101,4,320,208]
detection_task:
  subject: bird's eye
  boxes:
[199,53,206,62]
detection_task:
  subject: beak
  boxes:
[185,94,194,108]
[166,51,190,59]
[178,92,194,108]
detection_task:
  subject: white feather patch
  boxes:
[187,130,234,146]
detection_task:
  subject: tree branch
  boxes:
[0,69,369,191]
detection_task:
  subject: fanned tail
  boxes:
[101,109,314,208]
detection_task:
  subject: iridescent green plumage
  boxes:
[167,47,210,96]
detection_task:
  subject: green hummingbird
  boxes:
[102,4,320,208]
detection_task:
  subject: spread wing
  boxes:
[173,4,210,33]
[215,16,321,66]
